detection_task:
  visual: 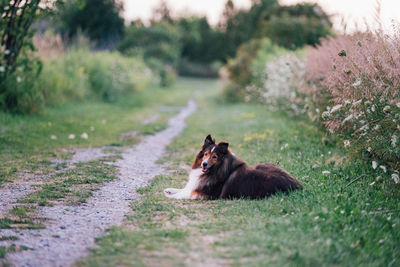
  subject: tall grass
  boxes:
[305,28,400,171]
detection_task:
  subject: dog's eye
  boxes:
[212,155,217,159]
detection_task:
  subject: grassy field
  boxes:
[0,78,206,185]
[78,78,400,266]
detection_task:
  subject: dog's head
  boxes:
[200,141,229,173]
[192,134,216,169]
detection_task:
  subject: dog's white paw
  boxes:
[164,188,180,197]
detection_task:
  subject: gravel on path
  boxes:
[1,100,196,267]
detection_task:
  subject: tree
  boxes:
[0,0,47,112]
[259,3,332,49]
[57,0,124,46]
[152,0,173,24]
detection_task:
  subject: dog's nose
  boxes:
[202,161,208,168]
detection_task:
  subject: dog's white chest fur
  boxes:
[164,168,202,199]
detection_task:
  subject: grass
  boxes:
[0,78,206,185]
[79,78,400,266]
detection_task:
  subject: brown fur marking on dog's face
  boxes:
[200,141,230,172]
[192,134,215,169]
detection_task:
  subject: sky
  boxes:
[122,0,400,33]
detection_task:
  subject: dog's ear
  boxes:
[204,134,215,146]
[217,142,229,154]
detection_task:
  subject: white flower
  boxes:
[352,79,362,87]
[392,173,399,184]
[340,210,345,214]
[81,132,88,139]
[391,134,398,147]
[0,66,4,72]
[16,76,21,83]
[101,119,107,124]
[379,165,387,173]
[369,181,375,186]
[342,114,353,124]
[396,102,400,108]
[315,108,320,114]
[314,216,320,221]
[330,104,342,113]
[90,126,95,131]
[4,49,10,55]
[371,105,376,112]
[68,134,75,139]
[50,135,57,140]
[372,161,377,169]
[344,140,350,147]
[367,147,372,152]
[374,124,380,130]
[352,100,362,106]
[322,170,331,175]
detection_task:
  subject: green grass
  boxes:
[79,78,400,266]
[0,78,207,185]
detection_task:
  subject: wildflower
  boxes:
[352,80,361,87]
[344,140,350,147]
[364,101,371,106]
[90,126,95,131]
[369,181,375,186]
[340,210,345,214]
[322,170,330,175]
[243,136,252,142]
[367,147,372,152]
[315,108,320,114]
[16,76,21,83]
[379,165,387,173]
[376,176,382,182]
[330,104,342,113]
[396,102,400,108]
[383,106,391,113]
[0,66,4,72]
[81,132,88,139]
[391,134,398,147]
[352,100,362,106]
[374,124,380,130]
[321,111,330,120]
[344,100,351,106]
[392,173,399,184]
[68,134,75,139]
[371,105,376,112]
[372,161,377,169]
[314,216,319,221]
[280,143,289,150]
[102,119,107,124]
[4,49,10,55]
[50,135,57,140]
[342,114,353,124]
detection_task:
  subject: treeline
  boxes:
[0,0,332,114]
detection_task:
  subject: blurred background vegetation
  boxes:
[0,0,332,114]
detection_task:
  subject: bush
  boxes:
[3,50,153,113]
[305,31,400,171]
[178,59,221,78]
[223,38,284,101]
[244,52,306,114]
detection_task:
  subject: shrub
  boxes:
[244,52,306,114]
[178,59,221,78]
[223,38,284,101]
[305,30,400,170]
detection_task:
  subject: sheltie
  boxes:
[164,135,302,200]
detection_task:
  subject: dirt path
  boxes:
[1,100,196,267]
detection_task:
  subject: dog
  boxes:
[190,138,303,200]
[164,135,215,199]
[165,135,302,200]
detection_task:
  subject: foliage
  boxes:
[260,3,332,49]
[39,50,152,104]
[245,52,306,114]
[0,0,46,113]
[223,38,283,101]
[305,30,400,171]
[56,0,124,47]
[178,59,221,78]
[118,22,181,68]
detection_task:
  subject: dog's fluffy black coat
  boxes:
[193,140,302,199]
